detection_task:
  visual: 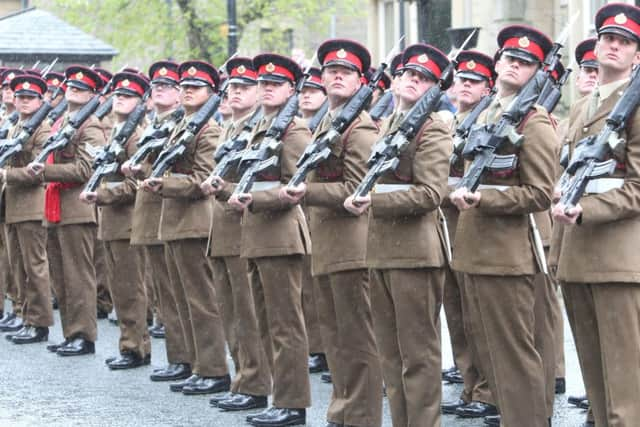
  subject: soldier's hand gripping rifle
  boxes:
[84,90,151,192]
[149,80,228,178]
[125,107,185,168]
[455,18,575,193]
[0,111,19,140]
[351,31,477,199]
[450,86,497,166]
[34,73,118,164]
[287,37,404,188]
[556,66,640,212]
[207,107,262,184]
[232,66,311,198]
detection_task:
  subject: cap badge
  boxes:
[518,37,530,48]
[7,72,15,80]
[23,82,31,89]
[336,49,348,59]
[122,79,130,87]
[188,66,197,76]
[237,65,246,74]
[615,13,628,25]
[265,63,276,72]
[75,72,84,80]
[466,60,476,70]
[417,54,429,64]
[52,78,59,85]
[159,67,168,76]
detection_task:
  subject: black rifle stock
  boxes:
[307,100,328,133]
[369,90,394,122]
[0,111,19,139]
[538,67,572,114]
[47,98,68,126]
[94,95,114,121]
[450,87,497,166]
[126,107,185,168]
[0,102,54,167]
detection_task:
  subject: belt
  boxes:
[584,178,624,194]
[165,172,189,178]
[447,177,461,186]
[477,184,510,191]
[251,181,281,191]
[102,182,123,189]
[373,184,413,193]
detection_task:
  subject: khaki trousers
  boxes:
[144,257,158,324]
[165,239,228,377]
[103,240,150,357]
[371,267,445,427]
[0,223,19,311]
[248,255,310,408]
[48,224,97,341]
[144,245,189,364]
[463,273,547,427]
[562,282,640,427]
[211,255,271,396]
[93,229,112,314]
[302,255,323,354]
[534,272,558,418]
[6,221,53,327]
[315,269,382,427]
[550,276,565,379]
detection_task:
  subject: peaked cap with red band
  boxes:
[94,67,113,87]
[402,43,450,82]
[390,52,404,77]
[226,57,258,85]
[44,72,66,93]
[10,75,47,98]
[112,71,149,97]
[1,68,24,87]
[303,67,325,92]
[497,25,553,63]
[253,54,303,84]
[456,50,495,85]
[575,38,598,69]
[364,67,391,90]
[65,65,103,92]
[148,60,180,85]
[179,60,220,89]
[596,3,640,42]
[317,39,371,74]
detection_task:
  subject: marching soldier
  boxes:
[0,74,53,344]
[141,60,231,395]
[449,25,559,426]
[441,50,499,420]
[200,56,272,412]
[27,65,106,356]
[227,53,312,427]
[552,4,640,426]
[79,71,151,369]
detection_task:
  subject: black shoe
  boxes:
[442,366,458,378]
[442,398,468,415]
[455,401,499,418]
[581,422,595,427]
[308,353,328,373]
[11,326,48,344]
[577,399,590,410]
[47,339,69,353]
[568,394,587,406]
[248,407,306,426]
[210,392,235,407]
[4,325,25,341]
[149,324,165,339]
[182,374,231,395]
[107,352,151,370]
[326,423,344,427]
[484,415,501,426]
[150,363,192,382]
[52,297,58,310]
[56,337,95,356]
[169,374,200,392]
[0,312,16,327]
[97,309,109,319]
[247,408,272,422]
[321,373,332,383]
[555,377,566,394]
[0,315,23,332]
[218,393,268,411]
[443,370,464,384]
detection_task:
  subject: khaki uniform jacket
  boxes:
[95,123,144,241]
[3,118,50,224]
[42,113,106,226]
[305,110,376,275]
[556,83,640,283]
[547,117,569,268]
[451,98,558,276]
[237,115,311,259]
[130,110,175,246]
[209,112,254,257]
[367,111,452,269]
[157,114,220,241]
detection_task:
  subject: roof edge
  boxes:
[0,6,36,22]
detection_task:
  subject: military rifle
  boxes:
[0,102,54,167]
[537,65,572,114]
[308,100,328,133]
[369,90,394,122]
[0,111,19,140]
[450,86,497,166]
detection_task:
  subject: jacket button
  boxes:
[582,127,589,133]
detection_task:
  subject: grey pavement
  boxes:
[0,298,589,427]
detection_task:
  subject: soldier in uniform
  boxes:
[122,60,191,381]
[26,65,106,356]
[227,53,311,427]
[200,56,271,412]
[552,4,640,426]
[0,74,53,344]
[282,39,383,427]
[440,51,499,420]
[79,71,151,369]
[449,26,558,427]
[43,72,66,108]
[141,60,231,395]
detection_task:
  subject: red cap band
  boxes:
[14,81,44,96]
[406,54,442,79]
[180,67,214,85]
[70,71,97,89]
[503,37,545,62]
[323,49,364,72]
[602,14,640,38]
[457,61,492,80]
[115,78,144,96]
[152,67,180,82]
[257,63,295,81]
[230,65,257,80]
